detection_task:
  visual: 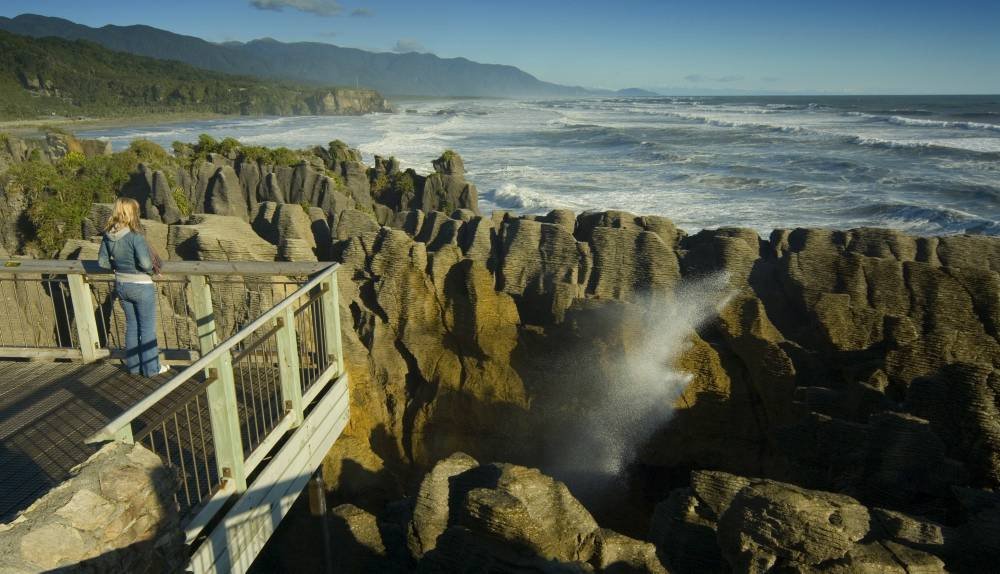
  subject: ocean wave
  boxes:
[872,109,935,116]
[844,135,1000,157]
[484,183,555,211]
[885,115,1000,132]
[691,174,769,189]
[666,112,809,133]
[844,201,996,233]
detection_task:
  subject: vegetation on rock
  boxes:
[3,147,135,252]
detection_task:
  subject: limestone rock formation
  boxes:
[418,151,479,215]
[169,214,277,262]
[205,165,249,219]
[0,443,184,573]
[329,504,403,573]
[716,480,871,571]
[120,164,183,224]
[652,471,949,574]
[6,134,1000,572]
[407,452,479,558]
[335,458,668,572]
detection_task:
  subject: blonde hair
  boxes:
[105,197,142,233]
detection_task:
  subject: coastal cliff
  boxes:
[1,134,998,572]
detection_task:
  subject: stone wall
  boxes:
[0,443,184,573]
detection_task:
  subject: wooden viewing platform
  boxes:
[0,361,187,521]
[0,260,351,574]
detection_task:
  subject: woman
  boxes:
[98,197,168,376]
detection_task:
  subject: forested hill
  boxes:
[0,13,592,97]
[0,29,391,121]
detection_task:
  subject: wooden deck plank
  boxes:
[0,358,283,522]
[0,360,176,521]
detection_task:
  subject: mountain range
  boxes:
[0,14,656,98]
[0,29,389,120]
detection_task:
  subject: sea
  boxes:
[78,95,1000,236]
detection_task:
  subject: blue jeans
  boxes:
[116,281,160,376]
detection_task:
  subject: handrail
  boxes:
[0,259,332,276]
[84,262,340,444]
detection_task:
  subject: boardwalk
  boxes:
[0,360,184,520]
[0,260,350,573]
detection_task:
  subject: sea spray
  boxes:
[561,272,732,476]
[541,273,733,529]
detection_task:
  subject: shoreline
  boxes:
[0,112,236,138]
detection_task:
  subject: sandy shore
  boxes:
[0,112,233,137]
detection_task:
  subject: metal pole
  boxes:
[308,469,333,574]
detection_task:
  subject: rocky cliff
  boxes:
[2,136,998,572]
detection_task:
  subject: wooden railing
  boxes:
[0,259,331,362]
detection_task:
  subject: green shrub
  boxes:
[196,134,218,153]
[371,173,390,194]
[4,149,142,254]
[218,137,240,156]
[60,151,87,170]
[173,188,192,216]
[237,145,269,163]
[128,139,170,163]
[269,147,300,167]
[393,171,416,195]
[171,140,191,157]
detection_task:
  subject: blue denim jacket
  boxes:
[98,228,154,281]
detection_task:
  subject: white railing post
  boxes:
[113,424,135,444]
[191,274,249,488]
[276,308,304,427]
[319,269,343,375]
[67,273,101,363]
[206,354,247,492]
[188,275,217,355]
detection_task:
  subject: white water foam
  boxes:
[549,273,734,478]
[485,183,557,210]
[884,115,1000,132]
[847,134,1000,154]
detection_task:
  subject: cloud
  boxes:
[684,74,744,83]
[249,0,342,16]
[393,38,427,53]
[350,8,373,17]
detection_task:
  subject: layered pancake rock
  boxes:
[3,136,997,571]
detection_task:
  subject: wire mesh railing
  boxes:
[133,376,219,515]
[230,323,285,458]
[0,276,79,351]
[294,285,334,396]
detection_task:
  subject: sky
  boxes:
[2,0,999,94]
